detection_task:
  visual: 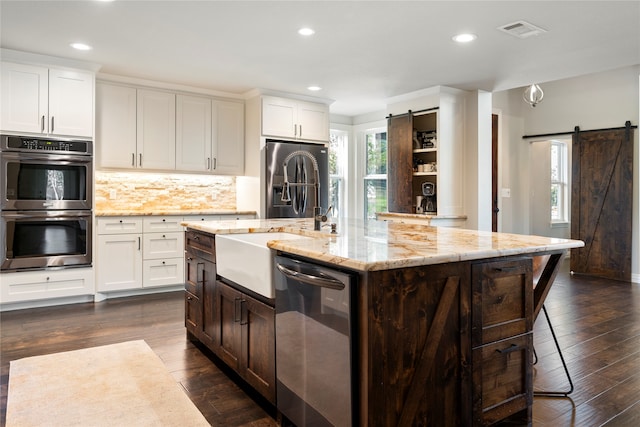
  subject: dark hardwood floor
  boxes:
[2,260,640,426]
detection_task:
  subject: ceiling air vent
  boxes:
[497,20,547,39]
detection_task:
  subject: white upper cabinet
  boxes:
[212,100,244,175]
[295,100,329,142]
[96,82,137,168]
[261,96,328,142]
[136,89,176,170]
[1,62,93,137]
[97,83,177,170]
[262,96,297,138]
[176,94,212,172]
[97,81,244,174]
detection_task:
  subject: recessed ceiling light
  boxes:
[452,33,477,43]
[298,28,315,36]
[70,43,92,51]
[307,86,321,91]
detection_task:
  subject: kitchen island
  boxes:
[181,218,583,426]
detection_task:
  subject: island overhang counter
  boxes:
[181,218,584,426]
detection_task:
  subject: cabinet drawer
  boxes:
[97,217,143,234]
[185,229,215,262]
[142,258,184,288]
[473,334,532,426]
[143,216,184,232]
[472,258,533,347]
[185,291,201,334]
[143,232,184,259]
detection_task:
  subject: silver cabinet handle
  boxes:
[299,124,302,137]
[213,158,217,170]
[294,124,297,137]
[41,115,45,132]
[138,236,141,250]
[276,263,344,290]
[131,153,135,166]
[139,153,142,167]
[50,116,54,133]
[207,157,211,170]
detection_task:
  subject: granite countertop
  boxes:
[181,218,584,272]
[95,210,257,217]
[376,212,468,220]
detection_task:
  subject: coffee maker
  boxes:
[421,181,437,214]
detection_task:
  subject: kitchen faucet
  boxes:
[281,150,331,231]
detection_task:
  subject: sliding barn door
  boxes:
[571,126,634,281]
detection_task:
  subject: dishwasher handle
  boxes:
[276,263,345,291]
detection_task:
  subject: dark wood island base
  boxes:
[357,251,566,426]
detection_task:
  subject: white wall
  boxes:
[494,65,640,281]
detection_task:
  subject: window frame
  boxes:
[550,139,569,226]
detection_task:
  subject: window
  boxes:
[550,140,569,223]
[328,130,347,218]
[363,130,387,219]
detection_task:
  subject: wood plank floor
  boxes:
[2,260,639,426]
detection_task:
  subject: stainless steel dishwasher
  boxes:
[274,255,357,427]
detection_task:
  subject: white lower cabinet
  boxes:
[0,267,94,304]
[96,216,184,292]
[96,214,255,294]
[97,233,143,291]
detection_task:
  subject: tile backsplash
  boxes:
[95,171,236,213]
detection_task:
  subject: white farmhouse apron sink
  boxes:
[215,232,312,298]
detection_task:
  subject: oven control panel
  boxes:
[1,135,92,155]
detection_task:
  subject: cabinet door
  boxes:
[296,100,329,142]
[48,68,93,137]
[212,100,244,175]
[96,234,143,291]
[262,96,296,138]
[137,89,176,170]
[201,260,218,347]
[241,295,276,403]
[96,82,137,168]
[185,291,202,338]
[176,94,212,172]
[216,280,243,370]
[1,62,48,134]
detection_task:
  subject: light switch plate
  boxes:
[501,188,511,198]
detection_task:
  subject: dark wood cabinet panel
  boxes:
[185,229,276,405]
[184,290,201,338]
[471,258,533,347]
[200,260,217,347]
[241,296,276,403]
[216,279,276,404]
[387,114,414,213]
[472,334,532,426]
[216,280,243,370]
[471,258,533,426]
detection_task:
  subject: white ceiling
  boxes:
[1,1,639,117]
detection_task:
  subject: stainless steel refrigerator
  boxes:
[265,139,328,219]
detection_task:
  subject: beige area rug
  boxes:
[6,340,210,427]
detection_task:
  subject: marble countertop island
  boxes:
[181,217,584,272]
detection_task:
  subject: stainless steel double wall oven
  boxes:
[1,134,93,271]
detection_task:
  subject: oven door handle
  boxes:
[276,263,344,290]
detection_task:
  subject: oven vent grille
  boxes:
[497,20,548,39]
